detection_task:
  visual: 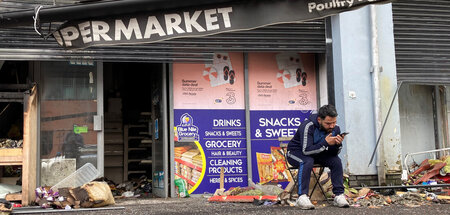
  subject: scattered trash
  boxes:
[248,179,283,196]
[174,178,189,198]
[121,191,134,198]
[406,156,450,185]
[34,181,115,209]
[108,176,152,198]
[207,155,450,209]
[0,200,12,212]
[50,163,100,192]
[0,183,21,199]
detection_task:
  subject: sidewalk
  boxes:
[18,197,449,215]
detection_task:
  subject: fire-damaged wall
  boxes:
[331,3,402,185]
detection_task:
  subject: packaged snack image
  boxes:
[270,146,292,182]
[174,178,189,198]
[275,53,306,88]
[203,53,235,87]
[256,152,274,184]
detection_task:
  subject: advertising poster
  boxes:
[173,53,245,110]
[248,53,317,185]
[174,110,247,194]
[173,52,247,194]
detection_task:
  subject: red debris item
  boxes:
[208,195,277,203]
[435,175,450,183]
[414,162,446,185]
[411,159,431,176]
[12,203,22,208]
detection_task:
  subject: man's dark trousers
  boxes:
[287,149,345,196]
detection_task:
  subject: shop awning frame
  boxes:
[0,0,237,28]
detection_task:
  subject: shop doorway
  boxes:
[103,62,167,197]
[0,61,35,204]
[0,61,28,185]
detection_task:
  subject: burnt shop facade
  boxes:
[0,0,392,198]
[0,22,329,198]
[51,24,328,198]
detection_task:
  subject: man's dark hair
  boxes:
[318,104,338,119]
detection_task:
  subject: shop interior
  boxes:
[0,61,29,187]
[103,62,163,194]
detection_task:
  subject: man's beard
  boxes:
[320,123,333,133]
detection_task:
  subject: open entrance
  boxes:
[103,62,164,197]
[0,61,29,201]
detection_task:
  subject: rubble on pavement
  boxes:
[406,156,450,185]
[35,181,115,209]
[98,176,152,198]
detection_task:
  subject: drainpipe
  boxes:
[370,5,385,185]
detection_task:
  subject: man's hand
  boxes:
[325,133,345,146]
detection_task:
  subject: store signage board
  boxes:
[54,0,390,49]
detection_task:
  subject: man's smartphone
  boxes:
[339,132,349,136]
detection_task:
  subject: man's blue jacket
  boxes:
[287,113,342,156]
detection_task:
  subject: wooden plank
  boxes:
[0,177,20,184]
[22,86,38,206]
[0,148,22,156]
[208,195,278,203]
[220,167,224,189]
[0,148,22,165]
[5,193,22,201]
[0,84,32,90]
[0,92,24,99]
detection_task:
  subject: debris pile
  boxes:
[35,181,115,209]
[100,176,152,198]
[347,188,449,208]
[0,200,13,213]
[208,179,284,203]
[0,138,22,148]
[406,156,450,185]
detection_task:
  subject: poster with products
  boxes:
[173,53,247,194]
[248,53,317,185]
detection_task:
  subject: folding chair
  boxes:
[279,137,330,203]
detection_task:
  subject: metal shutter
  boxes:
[392,0,450,84]
[0,21,325,63]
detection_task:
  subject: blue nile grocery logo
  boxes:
[176,113,199,141]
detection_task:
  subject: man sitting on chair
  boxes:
[287,104,349,209]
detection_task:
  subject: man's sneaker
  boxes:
[333,194,350,208]
[295,194,315,210]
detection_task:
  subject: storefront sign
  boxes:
[54,0,390,49]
